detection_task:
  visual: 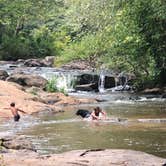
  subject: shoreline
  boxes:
[1,148,166,166]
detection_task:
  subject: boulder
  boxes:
[6,74,47,88]
[23,59,46,67]
[76,74,99,85]
[42,56,55,67]
[23,56,55,67]
[0,70,9,80]
[104,76,115,88]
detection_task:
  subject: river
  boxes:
[0,64,166,158]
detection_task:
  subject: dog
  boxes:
[76,109,91,118]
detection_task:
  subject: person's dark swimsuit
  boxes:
[14,114,20,122]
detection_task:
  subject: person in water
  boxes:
[90,106,106,120]
[76,107,106,120]
[4,102,27,122]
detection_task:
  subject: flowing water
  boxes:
[0,64,166,158]
[0,92,166,158]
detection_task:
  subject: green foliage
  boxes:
[0,0,65,60]
[45,77,58,93]
[45,76,68,95]
[59,88,68,96]
[0,0,165,87]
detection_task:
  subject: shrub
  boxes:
[45,77,58,93]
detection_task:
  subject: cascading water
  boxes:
[41,72,77,92]
[98,71,105,93]
[0,62,132,92]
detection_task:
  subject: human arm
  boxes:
[101,111,106,117]
[3,107,10,110]
[91,111,100,120]
[17,108,27,114]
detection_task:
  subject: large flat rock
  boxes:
[1,149,165,166]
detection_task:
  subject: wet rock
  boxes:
[129,96,141,101]
[112,85,132,91]
[161,93,166,98]
[77,74,99,85]
[104,76,115,88]
[1,136,36,151]
[23,56,55,67]
[24,59,46,67]
[6,74,47,88]
[0,61,16,65]
[142,88,163,95]
[0,70,9,80]
[75,74,99,91]
[75,83,98,92]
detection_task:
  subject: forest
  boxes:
[0,0,165,88]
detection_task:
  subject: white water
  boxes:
[98,72,105,93]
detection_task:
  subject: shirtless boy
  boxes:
[4,102,27,122]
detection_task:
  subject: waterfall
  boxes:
[98,72,105,93]
[54,73,77,92]
[41,71,77,92]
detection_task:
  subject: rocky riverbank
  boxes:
[0,80,98,119]
[1,148,166,166]
[0,60,166,165]
[0,130,166,166]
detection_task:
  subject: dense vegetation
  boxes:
[0,0,165,87]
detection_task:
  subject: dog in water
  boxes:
[76,107,106,120]
[76,109,91,118]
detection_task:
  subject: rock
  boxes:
[118,75,127,86]
[162,93,166,98]
[75,74,99,91]
[112,85,132,91]
[6,74,47,88]
[39,93,62,105]
[129,96,141,101]
[77,74,99,85]
[0,70,9,80]
[17,59,25,63]
[42,56,55,67]
[24,59,46,67]
[104,76,115,88]
[142,88,163,95]
[1,136,36,151]
[75,83,98,91]
[61,60,92,70]
[23,56,55,67]
[1,149,166,166]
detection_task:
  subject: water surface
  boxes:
[7,93,165,158]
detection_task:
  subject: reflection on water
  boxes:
[0,94,166,158]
